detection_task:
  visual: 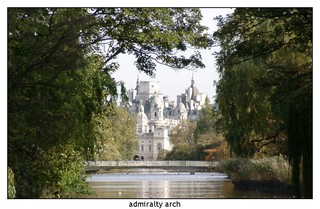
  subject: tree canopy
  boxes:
[213,8,312,198]
[8,8,210,198]
[165,98,225,161]
[94,105,138,161]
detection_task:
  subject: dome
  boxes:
[137,100,147,121]
[174,100,186,116]
[176,98,186,111]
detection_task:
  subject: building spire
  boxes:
[191,71,195,87]
[135,74,140,91]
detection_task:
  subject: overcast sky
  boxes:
[112,8,234,103]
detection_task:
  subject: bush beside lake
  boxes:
[217,156,292,193]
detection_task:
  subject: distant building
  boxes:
[126,74,206,160]
[179,73,207,121]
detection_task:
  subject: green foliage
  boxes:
[204,141,230,161]
[217,156,291,184]
[194,97,224,146]
[214,8,311,70]
[156,149,168,160]
[8,167,16,199]
[214,8,312,197]
[33,144,92,198]
[8,9,106,198]
[216,61,271,157]
[196,132,223,147]
[169,121,196,146]
[166,100,225,161]
[165,143,227,161]
[165,144,195,160]
[194,97,217,140]
[90,8,210,76]
[8,8,210,198]
[94,106,138,160]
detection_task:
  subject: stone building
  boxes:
[127,75,206,160]
[178,73,207,121]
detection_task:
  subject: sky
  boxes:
[112,8,234,103]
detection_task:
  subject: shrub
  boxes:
[8,167,16,198]
[217,156,291,184]
[34,144,92,198]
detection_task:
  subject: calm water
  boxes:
[86,168,291,198]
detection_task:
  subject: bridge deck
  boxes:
[85,160,218,171]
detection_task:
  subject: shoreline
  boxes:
[232,180,292,194]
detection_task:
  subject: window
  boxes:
[149,145,152,152]
[141,145,144,151]
[157,143,162,151]
[154,112,157,117]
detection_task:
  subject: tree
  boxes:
[213,8,312,198]
[193,97,225,160]
[216,61,272,157]
[165,121,197,160]
[166,99,226,161]
[194,97,220,142]
[87,8,210,76]
[169,121,196,146]
[94,106,138,161]
[8,8,210,198]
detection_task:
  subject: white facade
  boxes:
[127,75,206,160]
[135,93,175,160]
[136,101,148,134]
[136,128,172,160]
[135,80,160,103]
[179,74,207,121]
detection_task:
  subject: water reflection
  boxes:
[85,169,291,198]
[86,169,229,198]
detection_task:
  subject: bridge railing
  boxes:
[85,160,218,168]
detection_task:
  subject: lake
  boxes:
[86,168,291,198]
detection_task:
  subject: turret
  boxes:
[137,100,148,134]
[150,93,163,121]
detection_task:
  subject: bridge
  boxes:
[85,160,218,172]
